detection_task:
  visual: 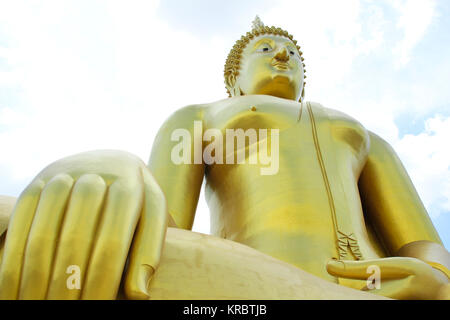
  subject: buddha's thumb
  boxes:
[123,168,168,300]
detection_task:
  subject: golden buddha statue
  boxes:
[0,17,449,300]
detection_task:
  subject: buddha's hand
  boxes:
[327,257,450,300]
[0,150,168,300]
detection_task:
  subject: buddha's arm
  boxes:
[148,105,205,230]
[326,131,449,299]
[358,131,449,273]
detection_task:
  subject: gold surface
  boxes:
[427,262,450,280]
[144,228,386,300]
[0,17,449,300]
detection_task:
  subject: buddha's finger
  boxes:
[326,258,420,280]
[46,174,107,299]
[18,174,74,299]
[0,180,44,300]
[81,179,143,300]
[124,167,168,300]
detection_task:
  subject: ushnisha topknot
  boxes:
[224,16,306,100]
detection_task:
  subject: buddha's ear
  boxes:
[225,73,241,97]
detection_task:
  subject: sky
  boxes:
[0,0,449,248]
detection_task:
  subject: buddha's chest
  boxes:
[204,97,370,169]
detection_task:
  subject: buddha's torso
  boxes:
[203,95,387,282]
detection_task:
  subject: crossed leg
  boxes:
[140,228,385,300]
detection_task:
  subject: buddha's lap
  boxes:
[140,228,386,300]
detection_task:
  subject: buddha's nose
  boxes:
[274,47,289,62]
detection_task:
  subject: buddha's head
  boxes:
[224,16,306,102]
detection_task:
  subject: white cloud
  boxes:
[395,115,450,218]
[392,0,437,67]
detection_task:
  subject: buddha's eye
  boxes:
[289,50,295,55]
[257,44,272,52]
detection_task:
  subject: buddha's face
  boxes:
[232,35,304,101]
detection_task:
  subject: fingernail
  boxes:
[140,264,155,293]
[138,264,154,298]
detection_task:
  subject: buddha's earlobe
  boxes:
[232,86,242,97]
[226,73,242,97]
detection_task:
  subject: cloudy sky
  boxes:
[0,0,449,248]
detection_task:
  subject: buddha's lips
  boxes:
[272,61,290,70]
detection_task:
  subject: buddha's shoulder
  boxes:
[308,101,367,130]
[157,104,208,130]
[307,101,360,123]
[307,101,371,152]
[160,97,250,123]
